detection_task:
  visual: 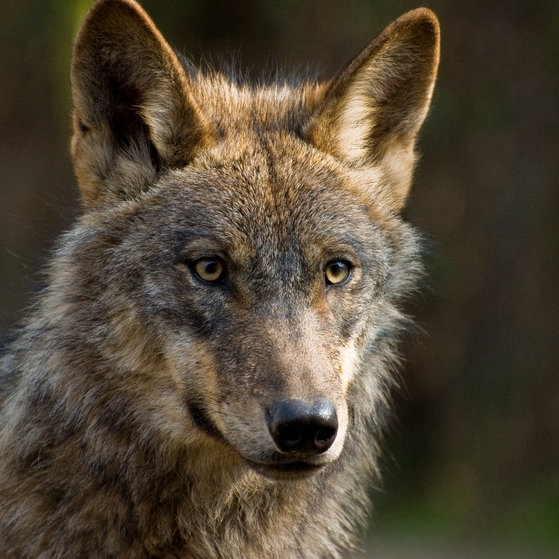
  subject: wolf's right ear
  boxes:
[308,9,440,212]
[71,0,213,209]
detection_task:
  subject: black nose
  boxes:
[267,398,338,456]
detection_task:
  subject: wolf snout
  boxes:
[267,398,338,456]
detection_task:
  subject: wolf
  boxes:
[0,0,439,557]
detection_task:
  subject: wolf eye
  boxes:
[190,257,226,284]
[324,260,352,285]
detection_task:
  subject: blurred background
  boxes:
[1,0,558,557]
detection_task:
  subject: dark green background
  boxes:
[1,1,558,556]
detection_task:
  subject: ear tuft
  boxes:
[71,0,213,209]
[308,8,440,211]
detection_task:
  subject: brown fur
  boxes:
[0,1,439,557]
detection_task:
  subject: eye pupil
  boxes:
[192,258,225,283]
[325,261,351,285]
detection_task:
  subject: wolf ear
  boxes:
[71,0,213,209]
[308,9,440,212]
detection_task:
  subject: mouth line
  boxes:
[186,401,227,444]
[243,457,326,479]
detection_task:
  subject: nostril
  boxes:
[275,423,303,449]
[267,398,338,456]
[315,425,336,449]
[312,398,338,451]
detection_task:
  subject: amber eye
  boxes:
[324,260,352,285]
[191,257,226,284]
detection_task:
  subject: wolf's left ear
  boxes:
[71,0,213,209]
[308,9,440,212]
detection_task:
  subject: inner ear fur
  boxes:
[308,8,440,212]
[71,0,213,209]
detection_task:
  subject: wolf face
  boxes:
[100,143,398,479]
[65,0,439,482]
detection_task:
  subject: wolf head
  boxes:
[66,0,439,480]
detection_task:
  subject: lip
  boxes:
[243,457,327,480]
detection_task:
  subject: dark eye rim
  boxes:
[188,256,227,285]
[324,259,353,286]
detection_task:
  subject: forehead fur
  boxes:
[166,71,381,231]
[186,69,326,135]
[159,136,368,247]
